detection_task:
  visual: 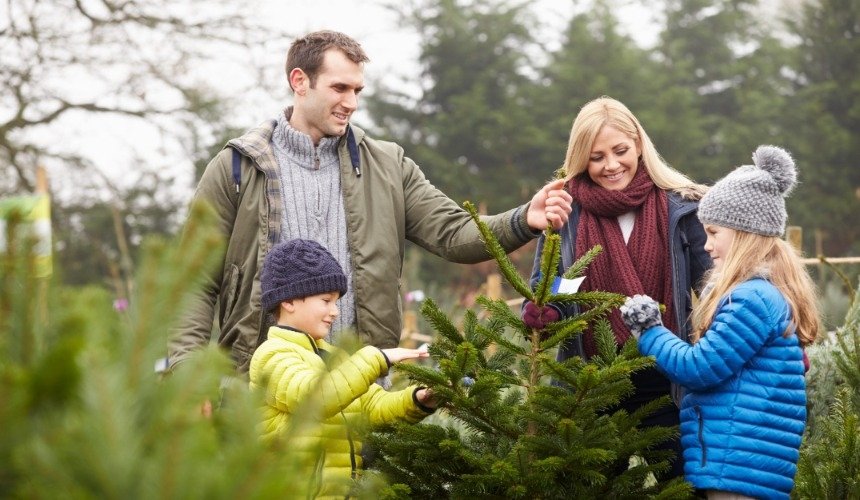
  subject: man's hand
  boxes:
[526,178,573,231]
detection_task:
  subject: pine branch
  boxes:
[562,244,603,280]
[539,319,587,351]
[593,319,619,364]
[549,290,625,308]
[534,233,561,306]
[420,298,465,345]
[463,201,533,302]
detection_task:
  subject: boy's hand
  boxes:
[415,388,438,409]
[382,347,430,363]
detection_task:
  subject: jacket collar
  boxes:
[269,325,331,354]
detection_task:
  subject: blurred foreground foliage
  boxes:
[795,279,860,499]
[0,203,313,498]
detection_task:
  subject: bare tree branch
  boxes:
[2,0,289,195]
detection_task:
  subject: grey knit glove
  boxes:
[620,294,663,339]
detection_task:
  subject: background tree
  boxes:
[782,0,860,256]
[0,0,287,288]
[370,0,540,210]
[368,0,544,290]
[795,278,860,498]
[529,0,704,180]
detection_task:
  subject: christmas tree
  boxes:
[365,202,692,499]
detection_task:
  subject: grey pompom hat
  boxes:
[697,145,797,237]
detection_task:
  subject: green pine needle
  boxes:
[463,201,533,302]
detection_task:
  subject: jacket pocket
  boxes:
[222,263,242,320]
[695,405,707,466]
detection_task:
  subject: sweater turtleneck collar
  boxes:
[272,107,339,169]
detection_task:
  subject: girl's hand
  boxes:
[620,294,663,339]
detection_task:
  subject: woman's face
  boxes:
[586,125,640,191]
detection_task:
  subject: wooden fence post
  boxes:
[786,226,802,252]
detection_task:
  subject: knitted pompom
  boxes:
[752,145,797,195]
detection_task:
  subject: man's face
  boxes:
[291,49,364,144]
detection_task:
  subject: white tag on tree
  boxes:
[551,276,586,294]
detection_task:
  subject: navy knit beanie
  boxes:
[260,239,348,313]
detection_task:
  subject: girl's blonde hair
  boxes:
[562,96,707,199]
[691,230,820,346]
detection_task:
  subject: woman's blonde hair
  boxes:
[562,96,707,199]
[691,230,820,346]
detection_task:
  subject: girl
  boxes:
[620,145,820,500]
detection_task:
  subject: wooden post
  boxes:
[401,310,418,348]
[485,274,502,356]
[785,226,802,253]
[35,165,49,354]
[486,273,501,300]
[35,166,48,194]
[814,229,826,290]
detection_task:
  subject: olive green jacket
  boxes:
[170,118,538,372]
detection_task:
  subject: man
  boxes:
[170,30,572,373]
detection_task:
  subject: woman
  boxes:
[524,96,712,479]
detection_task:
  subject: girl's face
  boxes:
[704,224,736,272]
[586,125,640,191]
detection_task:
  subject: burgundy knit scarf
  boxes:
[568,165,676,356]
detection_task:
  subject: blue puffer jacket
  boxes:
[638,278,807,500]
[530,192,711,404]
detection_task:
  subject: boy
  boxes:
[249,239,436,498]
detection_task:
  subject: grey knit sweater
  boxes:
[271,109,355,340]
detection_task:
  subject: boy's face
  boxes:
[281,291,340,340]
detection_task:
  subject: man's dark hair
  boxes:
[286,30,369,91]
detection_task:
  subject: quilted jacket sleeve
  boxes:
[638,284,778,391]
[361,385,432,425]
[252,342,389,419]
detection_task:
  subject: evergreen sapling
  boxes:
[366,201,692,499]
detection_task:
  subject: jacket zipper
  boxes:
[342,412,357,479]
[695,405,707,466]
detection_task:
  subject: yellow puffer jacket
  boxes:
[249,326,432,498]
